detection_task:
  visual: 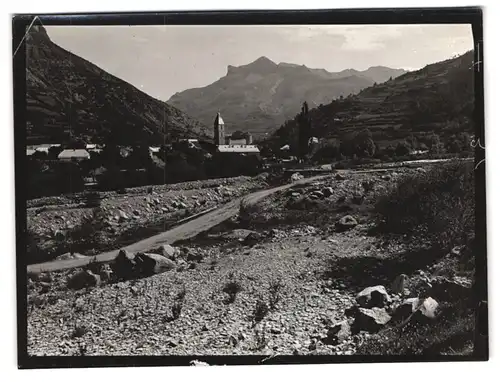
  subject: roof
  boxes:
[26,149,36,156]
[217,145,260,153]
[149,146,161,153]
[214,112,224,125]
[280,144,290,151]
[57,149,90,159]
[86,144,97,149]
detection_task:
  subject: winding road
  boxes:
[27,174,331,273]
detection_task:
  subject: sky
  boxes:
[45,24,474,101]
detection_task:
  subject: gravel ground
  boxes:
[28,175,268,258]
[27,167,457,357]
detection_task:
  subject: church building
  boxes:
[213,112,260,154]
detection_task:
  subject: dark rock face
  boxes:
[26,26,207,145]
[356,285,391,308]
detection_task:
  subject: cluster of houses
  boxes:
[26,144,92,161]
[27,111,262,162]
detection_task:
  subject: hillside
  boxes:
[167,56,406,137]
[271,51,475,149]
[26,26,209,145]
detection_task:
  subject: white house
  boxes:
[58,149,91,161]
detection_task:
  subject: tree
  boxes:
[395,141,412,157]
[297,101,312,161]
[352,129,376,158]
[231,130,246,140]
[429,133,444,154]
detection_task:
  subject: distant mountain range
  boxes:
[167,56,407,137]
[25,25,208,145]
[270,51,475,148]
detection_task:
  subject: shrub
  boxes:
[253,297,270,323]
[222,274,243,304]
[268,276,285,310]
[166,286,186,322]
[375,161,474,252]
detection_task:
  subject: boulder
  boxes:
[415,297,439,320]
[160,244,178,260]
[186,250,204,263]
[67,270,101,290]
[354,307,391,333]
[322,320,351,345]
[336,215,358,231]
[311,190,325,199]
[392,297,420,320]
[356,285,391,308]
[110,250,140,280]
[290,173,304,182]
[390,274,408,295]
[335,173,345,180]
[135,253,176,275]
[117,210,129,221]
[244,231,264,246]
[322,187,334,197]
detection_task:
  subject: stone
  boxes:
[354,307,391,333]
[110,250,138,280]
[336,215,358,231]
[381,175,391,181]
[67,270,101,290]
[335,173,345,180]
[415,297,439,320]
[311,190,324,198]
[136,253,176,275]
[356,285,391,308]
[322,320,351,345]
[186,250,203,262]
[160,244,178,260]
[117,210,129,221]
[392,297,419,320]
[290,173,304,182]
[390,274,408,295]
[322,187,334,197]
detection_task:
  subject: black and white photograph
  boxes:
[13,8,487,368]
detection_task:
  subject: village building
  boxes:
[213,112,260,155]
[57,149,91,161]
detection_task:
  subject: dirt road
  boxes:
[27,175,331,273]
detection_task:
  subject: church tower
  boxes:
[213,111,225,146]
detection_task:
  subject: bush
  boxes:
[222,273,243,304]
[253,298,270,323]
[375,161,474,252]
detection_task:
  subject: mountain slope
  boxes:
[271,51,475,149]
[26,26,208,145]
[167,56,406,137]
